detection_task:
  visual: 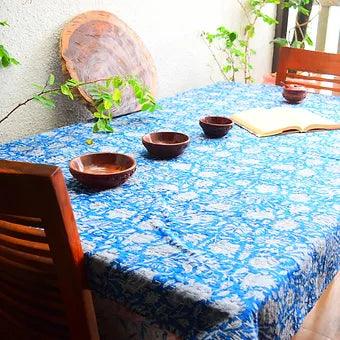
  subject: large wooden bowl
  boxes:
[69,152,136,189]
[61,11,157,116]
[142,132,190,159]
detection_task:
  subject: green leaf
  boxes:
[33,95,55,108]
[10,57,19,65]
[239,40,247,48]
[48,74,55,86]
[94,118,114,133]
[112,88,121,103]
[113,76,124,88]
[66,78,80,87]
[32,83,44,91]
[229,32,237,42]
[0,20,9,27]
[231,48,244,57]
[93,122,100,133]
[141,102,153,111]
[96,102,106,114]
[0,44,19,68]
[60,84,69,95]
[272,37,289,47]
[106,78,112,88]
[1,55,10,67]
[291,40,303,48]
[222,65,232,73]
[93,112,102,118]
[305,34,313,46]
[104,124,114,133]
[60,84,74,100]
[103,98,113,110]
[245,24,255,38]
[298,6,309,15]
[97,118,107,131]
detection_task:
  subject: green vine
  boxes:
[273,0,319,49]
[1,74,159,133]
[0,20,19,68]
[203,0,280,84]
[203,0,318,83]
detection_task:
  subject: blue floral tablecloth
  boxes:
[0,82,339,339]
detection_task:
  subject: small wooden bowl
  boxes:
[282,84,307,104]
[199,116,233,138]
[142,132,190,159]
[69,152,136,189]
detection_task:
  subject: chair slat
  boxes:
[0,244,55,271]
[0,160,99,339]
[1,271,61,301]
[0,278,64,314]
[0,218,46,243]
[0,301,68,339]
[0,291,68,326]
[0,309,43,340]
[0,254,57,281]
[0,213,43,227]
[286,72,340,84]
[285,79,340,93]
[0,233,50,257]
[276,47,340,95]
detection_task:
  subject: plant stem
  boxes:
[237,0,263,83]
[0,97,35,124]
[201,34,229,81]
[0,77,116,125]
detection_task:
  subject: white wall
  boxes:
[0,0,276,142]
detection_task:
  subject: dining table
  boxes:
[0,82,339,339]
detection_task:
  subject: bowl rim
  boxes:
[283,85,307,93]
[69,152,136,176]
[142,131,190,146]
[199,116,233,127]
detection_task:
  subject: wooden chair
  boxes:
[0,160,99,339]
[276,47,340,95]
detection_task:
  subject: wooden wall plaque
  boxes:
[61,11,157,116]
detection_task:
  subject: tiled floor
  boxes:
[294,272,340,340]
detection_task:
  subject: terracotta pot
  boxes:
[263,72,277,85]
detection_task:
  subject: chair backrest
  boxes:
[0,160,99,339]
[276,47,340,95]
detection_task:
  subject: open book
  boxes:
[231,107,340,137]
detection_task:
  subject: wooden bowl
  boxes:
[69,152,136,189]
[282,84,307,104]
[142,132,190,159]
[199,116,233,138]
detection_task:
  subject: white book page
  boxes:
[232,107,339,136]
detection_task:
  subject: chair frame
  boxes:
[276,46,340,94]
[0,160,99,339]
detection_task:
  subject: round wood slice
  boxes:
[60,11,157,116]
